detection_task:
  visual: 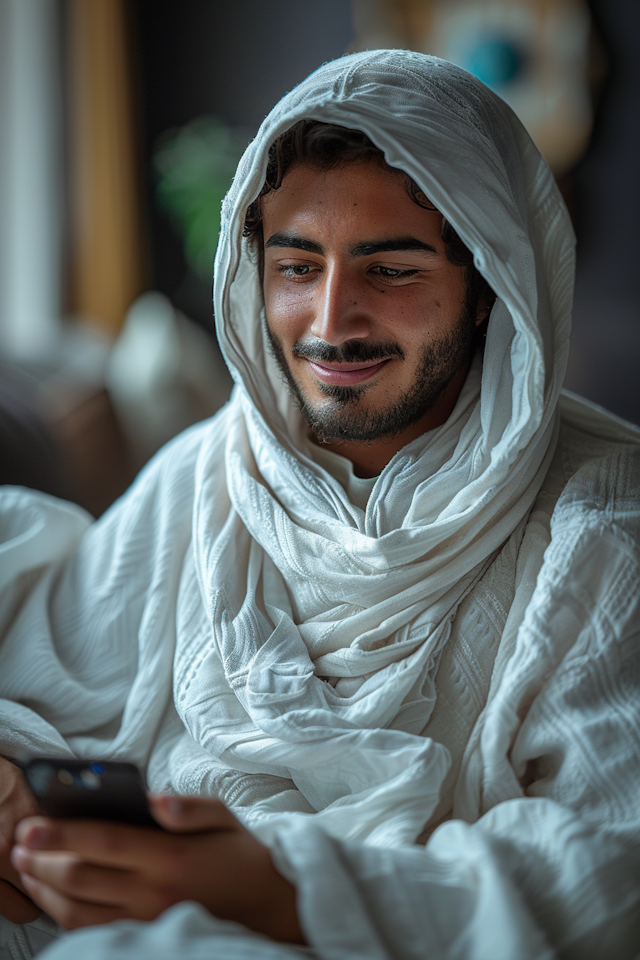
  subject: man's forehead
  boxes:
[259,159,444,251]
[267,152,409,189]
[258,154,439,219]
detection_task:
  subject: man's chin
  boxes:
[300,399,405,444]
[289,382,379,442]
[276,354,439,444]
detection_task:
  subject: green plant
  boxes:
[154,117,247,280]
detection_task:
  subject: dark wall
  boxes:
[567,0,640,423]
[132,0,354,328]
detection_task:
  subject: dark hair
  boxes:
[243,119,494,321]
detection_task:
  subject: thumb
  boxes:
[148,794,239,833]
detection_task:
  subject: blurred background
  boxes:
[0,0,638,515]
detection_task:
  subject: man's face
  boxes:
[261,160,484,453]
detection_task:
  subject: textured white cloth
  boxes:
[166,45,577,841]
[1,49,640,958]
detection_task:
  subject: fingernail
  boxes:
[166,797,183,815]
[25,826,50,849]
[10,845,28,870]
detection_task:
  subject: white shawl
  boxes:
[169,49,573,840]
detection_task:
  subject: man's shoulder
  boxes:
[528,393,640,581]
[543,395,640,586]
[512,398,640,658]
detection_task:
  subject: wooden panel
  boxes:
[67,0,145,336]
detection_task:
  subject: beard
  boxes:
[265,306,478,444]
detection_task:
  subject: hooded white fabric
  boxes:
[168,49,573,841]
[2,51,640,960]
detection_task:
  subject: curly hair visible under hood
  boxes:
[243,119,495,321]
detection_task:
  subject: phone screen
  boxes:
[20,758,159,828]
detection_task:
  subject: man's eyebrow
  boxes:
[263,233,440,258]
[350,237,438,257]
[264,232,324,255]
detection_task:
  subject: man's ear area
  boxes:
[472,283,496,349]
[475,297,492,326]
[475,279,497,325]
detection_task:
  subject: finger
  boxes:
[17,873,131,931]
[15,816,200,877]
[148,795,238,833]
[13,844,183,921]
[15,817,167,871]
[11,846,132,908]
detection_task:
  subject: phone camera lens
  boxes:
[80,769,101,790]
[28,762,55,795]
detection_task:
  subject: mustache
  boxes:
[292,338,405,364]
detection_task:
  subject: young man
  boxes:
[1,50,640,959]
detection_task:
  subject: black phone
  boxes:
[19,757,159,829]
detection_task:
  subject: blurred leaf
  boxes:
[154,117,247,280]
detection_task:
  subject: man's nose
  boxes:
[309,264,372,345]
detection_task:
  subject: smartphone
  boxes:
[19,757,159,828]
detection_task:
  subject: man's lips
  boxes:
[304,358,389,385]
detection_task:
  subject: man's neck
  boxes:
[311,364,469,478]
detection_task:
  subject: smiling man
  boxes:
[1,51,640,960]
[256,139,493,477]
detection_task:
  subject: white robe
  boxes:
[1,50,640,958]
[2,395,640,959]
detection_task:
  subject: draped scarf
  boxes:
[164,50,575,844]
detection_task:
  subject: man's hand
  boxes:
[11,795,304,943]
[0,755,41,923]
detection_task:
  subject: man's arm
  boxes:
[271,799,640,960]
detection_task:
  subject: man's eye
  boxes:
[373,266,419,281]
[280,264,313,278]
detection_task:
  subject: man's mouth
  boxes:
[304,358,390,385]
